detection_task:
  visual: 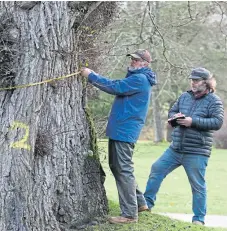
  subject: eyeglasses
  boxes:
[131,57,142,62]
[191,79,204,83]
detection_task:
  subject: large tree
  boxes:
[0,1,116,230]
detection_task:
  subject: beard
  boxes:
[191,83,207,93]
[128,66,143,71]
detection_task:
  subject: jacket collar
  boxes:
[188,89,210,99]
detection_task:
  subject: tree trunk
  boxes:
[0,2,114,230]
[151,1,164,142]
[152,86,164,142]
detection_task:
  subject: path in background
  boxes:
[159,213,227,228]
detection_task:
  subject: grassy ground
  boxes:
[98,140,227,215]
[83,200,227,231]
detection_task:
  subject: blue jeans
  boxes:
[144,147,208,223]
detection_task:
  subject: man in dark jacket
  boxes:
[144,67,224,225]
[80,49,156,224]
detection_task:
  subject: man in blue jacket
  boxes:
[144,67,224,225]
[80,49,156,224]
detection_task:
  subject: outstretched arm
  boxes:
[80,67,147,96]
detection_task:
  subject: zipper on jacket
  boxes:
[180,94,197,151]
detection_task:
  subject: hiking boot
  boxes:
[192,220,204,225]
[108,216,138,224]
[138,205,150,212]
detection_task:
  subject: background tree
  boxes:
[90,1,227,145]
[0,1,116,230]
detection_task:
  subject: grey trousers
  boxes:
[108,139,147,219]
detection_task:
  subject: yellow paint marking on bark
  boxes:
[0,71,81,91]
[10,121,31,151]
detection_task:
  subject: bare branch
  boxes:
[75,2,102,33]
[17,1,39,10]
[147,2,184,69]
[187,1,194,20]
[214,1,226,35]
[139,3,148,42]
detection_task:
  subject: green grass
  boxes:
[84,200,227,231]
[98,140,227,215]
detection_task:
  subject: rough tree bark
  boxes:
[0,2,116,230]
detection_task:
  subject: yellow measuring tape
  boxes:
[0,71,81,91]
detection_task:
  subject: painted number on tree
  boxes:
[10,121,31,151]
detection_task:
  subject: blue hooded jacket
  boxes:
[88,67,156,143]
